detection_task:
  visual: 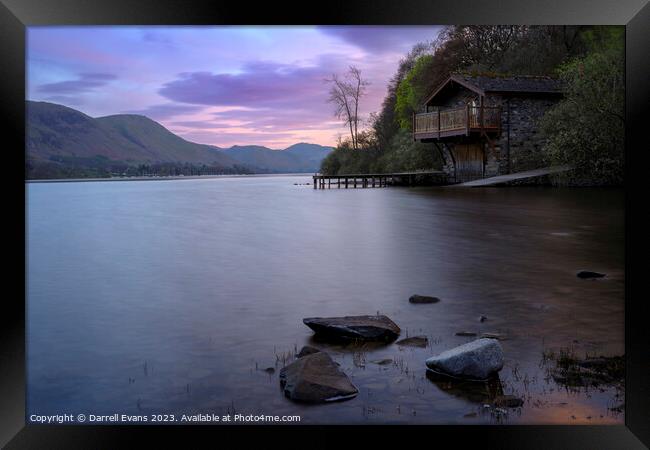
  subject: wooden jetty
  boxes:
[312,171,447,189]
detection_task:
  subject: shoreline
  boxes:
[25,173,314,184]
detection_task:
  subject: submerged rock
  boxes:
[550,355,624,387]
[371,358,393,365]
[493,395,524,408]
[303,315,400,342]
[279,352,358,403]
[480,333,507,340]
[577,270,606,279]
[456,331,478,337]
[409,294,440,304]
[396,336,428,348]
[425,338,504,381]
[296,346,321,358]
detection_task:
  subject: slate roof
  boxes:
[424,73,563,104]
[452,74,563,94]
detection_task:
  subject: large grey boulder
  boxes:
[425,338,504,381]
[303,315,400,342]
[279,352,358,403]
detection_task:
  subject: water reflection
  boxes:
[26,178,624,424]
[426,370,504,404]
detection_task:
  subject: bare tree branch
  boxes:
[325,66,369,150]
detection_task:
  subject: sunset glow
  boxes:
[27,26,442,148]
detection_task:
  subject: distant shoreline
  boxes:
[25,173,314,184]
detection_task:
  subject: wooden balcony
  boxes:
[413,105,501,141]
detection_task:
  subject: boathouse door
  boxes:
[452,143,484,182]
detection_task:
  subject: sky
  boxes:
[27,26,443,149]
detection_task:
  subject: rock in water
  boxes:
[480,333,506,340]
[456,331,478,337]
[371,358,393,365]
[493,395,524,408]
[279,352,358,403]
[303,315,400,342]
[577,271,606,279]
[425,338,504,381]
[396,336,428,348]
[296,346,321,358]
[409,295,440,304]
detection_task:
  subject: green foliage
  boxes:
[377,130,442,173]
[320,131,384,175]
[371,42,436,148]
[579,26,624,53]
[540,26,624,185]
[394,55,437,130]
[322,25,624,185]
[320,129,442,175]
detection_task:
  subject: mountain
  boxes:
[219,143,332,173]
[27,100,241,167]
[284,143,334,168]
[26,101,333,179]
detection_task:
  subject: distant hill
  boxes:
[285,143,334,169]
[26,101,333,179]
[220,143,332,173]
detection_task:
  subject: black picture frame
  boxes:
[2,0,649,447]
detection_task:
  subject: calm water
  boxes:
[26,176,625,424]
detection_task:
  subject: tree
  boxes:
[326,66,369,150]
[540,26,624,185]
[320,130,382,175]
[394,54,440,130]
[372,42,436,148]
[442,26,526,70]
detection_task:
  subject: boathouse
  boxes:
[413,74,563,183]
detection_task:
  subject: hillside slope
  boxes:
[219,144,331,173]
[27,101,237,167]
[26,101,333,178]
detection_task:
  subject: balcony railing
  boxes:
[414,105,501,139]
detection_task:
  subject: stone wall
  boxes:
[430,142,457,182]
[491,94,561,174]
[426,87,561,181]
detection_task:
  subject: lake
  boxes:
[26,175,625,424]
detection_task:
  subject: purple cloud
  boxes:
[212,108,340,131]
[158,61,332,108]
[28,26,441,147]
[122,103,205,121]
[318,26,441,53]
[157,57,358,139]
[171,120,237,129]
[37,72,117,94]
[177,130,296,148]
